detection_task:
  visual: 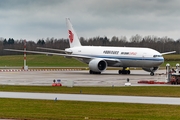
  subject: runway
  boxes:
[1,91,180,105]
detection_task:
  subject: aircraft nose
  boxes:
[159,57,164,64]
[154,57,164,66]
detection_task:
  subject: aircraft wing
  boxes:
[37,47,66,53]
[4,49,92,58]
[4,49,120,62]
[161,51,176,55]
[4,49,121,63]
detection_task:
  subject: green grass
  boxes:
[164,54,180,61]
[1,98,180,120]
[0,99,180,120]
[161,54,180,67]
[0,55,87,67]
[1,86,180,119]
[161,61,180,67]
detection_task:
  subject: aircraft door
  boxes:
[142,52,147,67]
[142,53,147,60]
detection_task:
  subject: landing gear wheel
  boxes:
[150,72,154,76]
[118,70,122,74]
[127,70,130,74]
[89,70,93,74]
[89,70,101,74]
[118,70,131,74]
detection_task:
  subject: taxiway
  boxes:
[1,91,180,105]
[0,69,167,86]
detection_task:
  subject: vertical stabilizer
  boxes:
[66,18,81,48]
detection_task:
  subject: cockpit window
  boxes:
[153,55,162,57]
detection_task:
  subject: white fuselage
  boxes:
[66,46,164,68]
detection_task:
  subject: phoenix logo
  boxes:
[68,30,74,43]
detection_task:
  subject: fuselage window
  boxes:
[153,55,157,57]
[153,55,162,57]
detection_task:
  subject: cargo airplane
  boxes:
[5,18,176,76]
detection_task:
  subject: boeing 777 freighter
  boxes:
[5,18,176,76]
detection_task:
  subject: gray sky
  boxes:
[0,0,180,41]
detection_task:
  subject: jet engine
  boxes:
[89,58,107,73]
[142,67,159,76]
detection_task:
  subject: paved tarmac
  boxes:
[1,69,179,105]
[1,91,180,105]
[0,69,168,86]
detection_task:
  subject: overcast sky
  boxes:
[0,0,180,41]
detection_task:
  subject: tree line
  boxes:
[1,34,180,56]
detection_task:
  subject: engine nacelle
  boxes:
[142,67,159,72]
[89,58,107,72]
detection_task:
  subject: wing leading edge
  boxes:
[4,49,121,63]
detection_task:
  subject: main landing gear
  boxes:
[89,70,101,74]
[119,67,130,75]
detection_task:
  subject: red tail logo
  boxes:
[68,30,74,43]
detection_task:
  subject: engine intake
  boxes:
[89,58,107,72]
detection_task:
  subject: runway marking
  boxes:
[0,69,82,72]
[1,92,180,105]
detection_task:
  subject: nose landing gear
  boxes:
[150,72,154,76]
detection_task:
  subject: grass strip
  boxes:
[1,85,180,97]
[1,98,180,120]
[0,55,87,67]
